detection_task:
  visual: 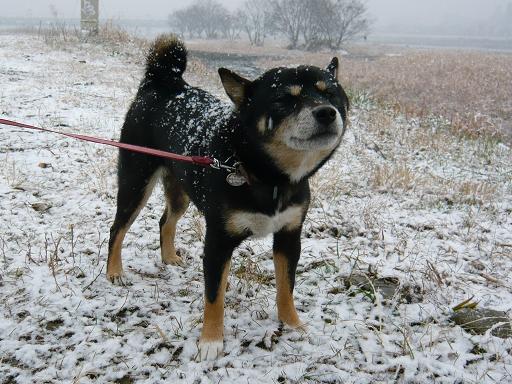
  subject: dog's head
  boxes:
[219,58,349,182]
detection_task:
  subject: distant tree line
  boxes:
[168,0,370,50]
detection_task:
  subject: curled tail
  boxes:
[145,34,187,84]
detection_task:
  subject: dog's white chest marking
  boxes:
[227,205,303,238]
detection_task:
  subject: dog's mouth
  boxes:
[288,130,339,150]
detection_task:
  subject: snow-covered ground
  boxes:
[1,35,511,384]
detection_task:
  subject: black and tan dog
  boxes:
[107,35,349,360]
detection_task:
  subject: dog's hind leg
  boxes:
[159,169,189,266]
[107,151,161,285]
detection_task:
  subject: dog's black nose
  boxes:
[312,106,337,125]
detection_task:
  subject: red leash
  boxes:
[0,118,215,167]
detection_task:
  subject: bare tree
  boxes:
[168,0,234,39]
[329,0,370,48]
[301,0,331,49]
[241,0,269,46]
[169,5,205,38]
[267,0,309,49]
[168,0,370,48]
[268,0,370,50]
[220,11,244,40]
[168,9,190,37]
[199,0,229,39]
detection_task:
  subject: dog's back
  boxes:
[117,36,241,217]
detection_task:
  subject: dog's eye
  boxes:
[272,94,294,110]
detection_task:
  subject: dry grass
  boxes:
[440,179,499,206]
[32,20,148,57]
[370,163,420,191]
[373,97,505,206]
[0,156,29,190]
[353,51,512,140]
[186,38,300,57]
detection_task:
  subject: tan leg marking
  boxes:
[160,196,189,266]
[107,227,128,282]
[160,177,189,265]
[160,212,181,265]
[107,170,161,283]
[198,260,231,360]
[273,252,303,329]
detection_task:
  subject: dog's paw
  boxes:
[107,272,129,286]
[161,248,187,267]
[162,255,185,267]
[293,322,308,334]
[197,339,223,361]
[280,318,307,333]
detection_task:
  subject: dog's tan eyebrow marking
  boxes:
[289,85,302,96]
[315,81,327,91]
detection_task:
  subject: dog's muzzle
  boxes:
[285,105,344,151]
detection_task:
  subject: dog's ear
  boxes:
[326,57,339,79]
[218,68,251,107]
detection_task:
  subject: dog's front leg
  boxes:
[273,228,305,329]
[198,227,238,361]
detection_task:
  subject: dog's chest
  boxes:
[226,205,303,238]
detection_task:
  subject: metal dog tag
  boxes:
[226,172,247,186]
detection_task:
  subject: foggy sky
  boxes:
[0,0,509,31]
